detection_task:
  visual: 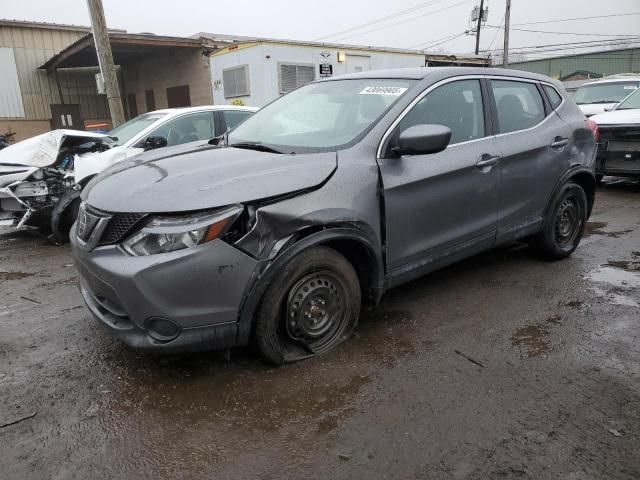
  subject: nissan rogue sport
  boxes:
[71,67,598,364]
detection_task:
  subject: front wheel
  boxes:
[254,246,361,365]
[531,182,587,260]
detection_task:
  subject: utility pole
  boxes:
[474,0,485,55]
[86,0,125,128]
[503,0,512,67]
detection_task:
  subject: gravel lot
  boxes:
[1,179,639,479]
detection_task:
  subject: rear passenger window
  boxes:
[492,80,545,134]
[398,79,485,145]
[543,85,563,109]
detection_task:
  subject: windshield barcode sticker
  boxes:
[359,86,408,96]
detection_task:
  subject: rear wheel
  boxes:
[254,246,361,365]
[532,182,587,260]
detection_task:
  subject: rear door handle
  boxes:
[476,155,500,170]
[550,137,569,149]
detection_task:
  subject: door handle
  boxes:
[476,155,500,169]
[550,137,569,149]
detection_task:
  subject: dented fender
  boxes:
[235,226,384,346]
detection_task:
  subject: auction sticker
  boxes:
[359,86,408,96]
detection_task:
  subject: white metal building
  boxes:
[209,39,430,107]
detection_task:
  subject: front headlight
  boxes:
[121,205,242,256]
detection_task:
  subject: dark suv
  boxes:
[71,67,597,364]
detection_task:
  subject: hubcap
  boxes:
[554,197,581,247]
[286,271,347,352]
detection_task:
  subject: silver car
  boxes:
[71,68,598,364]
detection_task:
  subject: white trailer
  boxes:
[209,40,427,107]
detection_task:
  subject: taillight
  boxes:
[585,118,600,142]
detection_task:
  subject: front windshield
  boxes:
[574,82,639,105]
[616,88,640,110]
[229,79,416,153]
[108,112,168,146]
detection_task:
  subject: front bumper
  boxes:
[71,224,261,352]
[596,126,640,177]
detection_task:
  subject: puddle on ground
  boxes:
[585,264,640,308]
[583,221,632,239]
[0,271,36,280]
[511,324,550,358]
[587,266,640,289]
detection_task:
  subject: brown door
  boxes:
[50,104,83,130]
[145,89,156,112]
[166,85,191,108]
[127,93,138,119]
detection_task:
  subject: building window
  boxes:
[145,89,156,112]
[166,85,191,108]
[223,65,250,99]
[279,64,315,94]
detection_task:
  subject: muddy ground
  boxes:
[1,179,639,480]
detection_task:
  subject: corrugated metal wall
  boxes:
[509,48,640,79]
[0,47,25,117]
[0,25,108,121]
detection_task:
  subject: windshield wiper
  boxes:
[230,142,284,154]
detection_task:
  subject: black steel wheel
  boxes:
[532,182,587,260]
[554,197,581,249]
[254,246,361,364]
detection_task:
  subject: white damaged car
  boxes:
[0,105,256,242]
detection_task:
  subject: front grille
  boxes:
[99,213,145,245]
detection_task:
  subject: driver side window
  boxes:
[149,112,215,147]
[398,79,485,145]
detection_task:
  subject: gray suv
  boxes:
[71,68,597,364]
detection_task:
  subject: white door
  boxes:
[346,55,371,73]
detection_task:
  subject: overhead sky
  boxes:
[4,0,640,59]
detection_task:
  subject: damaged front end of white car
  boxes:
[0,130,114,243]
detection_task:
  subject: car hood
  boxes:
[578,103,617,117]
[83,144,337,213]
[0,130,109,168]
[591,108,640,126]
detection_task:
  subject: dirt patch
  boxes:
[605,260,640,272]
[0,271,36,281]
[546,314,563,325]
[584,221,633,239]
[511,325,550,358]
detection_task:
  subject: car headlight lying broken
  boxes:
[121,205,243,256]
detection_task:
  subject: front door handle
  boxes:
[476,155,500,170]
[550,137,569,149]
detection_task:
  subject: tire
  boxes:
[58,197,81,243]
[532,182,587,260]
[254,246,361,365]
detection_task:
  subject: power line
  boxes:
[408,31,468,50]
[330,0,473,43]
[484,37,640,52]
[485,25,640,38]
[511,11,640,27]
[314,0,448,41]
[486,15,505,52]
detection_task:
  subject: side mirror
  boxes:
[143,136,168,151]
[392,124,452,157]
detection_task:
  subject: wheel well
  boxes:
[570,171,596,216]
[322,238,380,303]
